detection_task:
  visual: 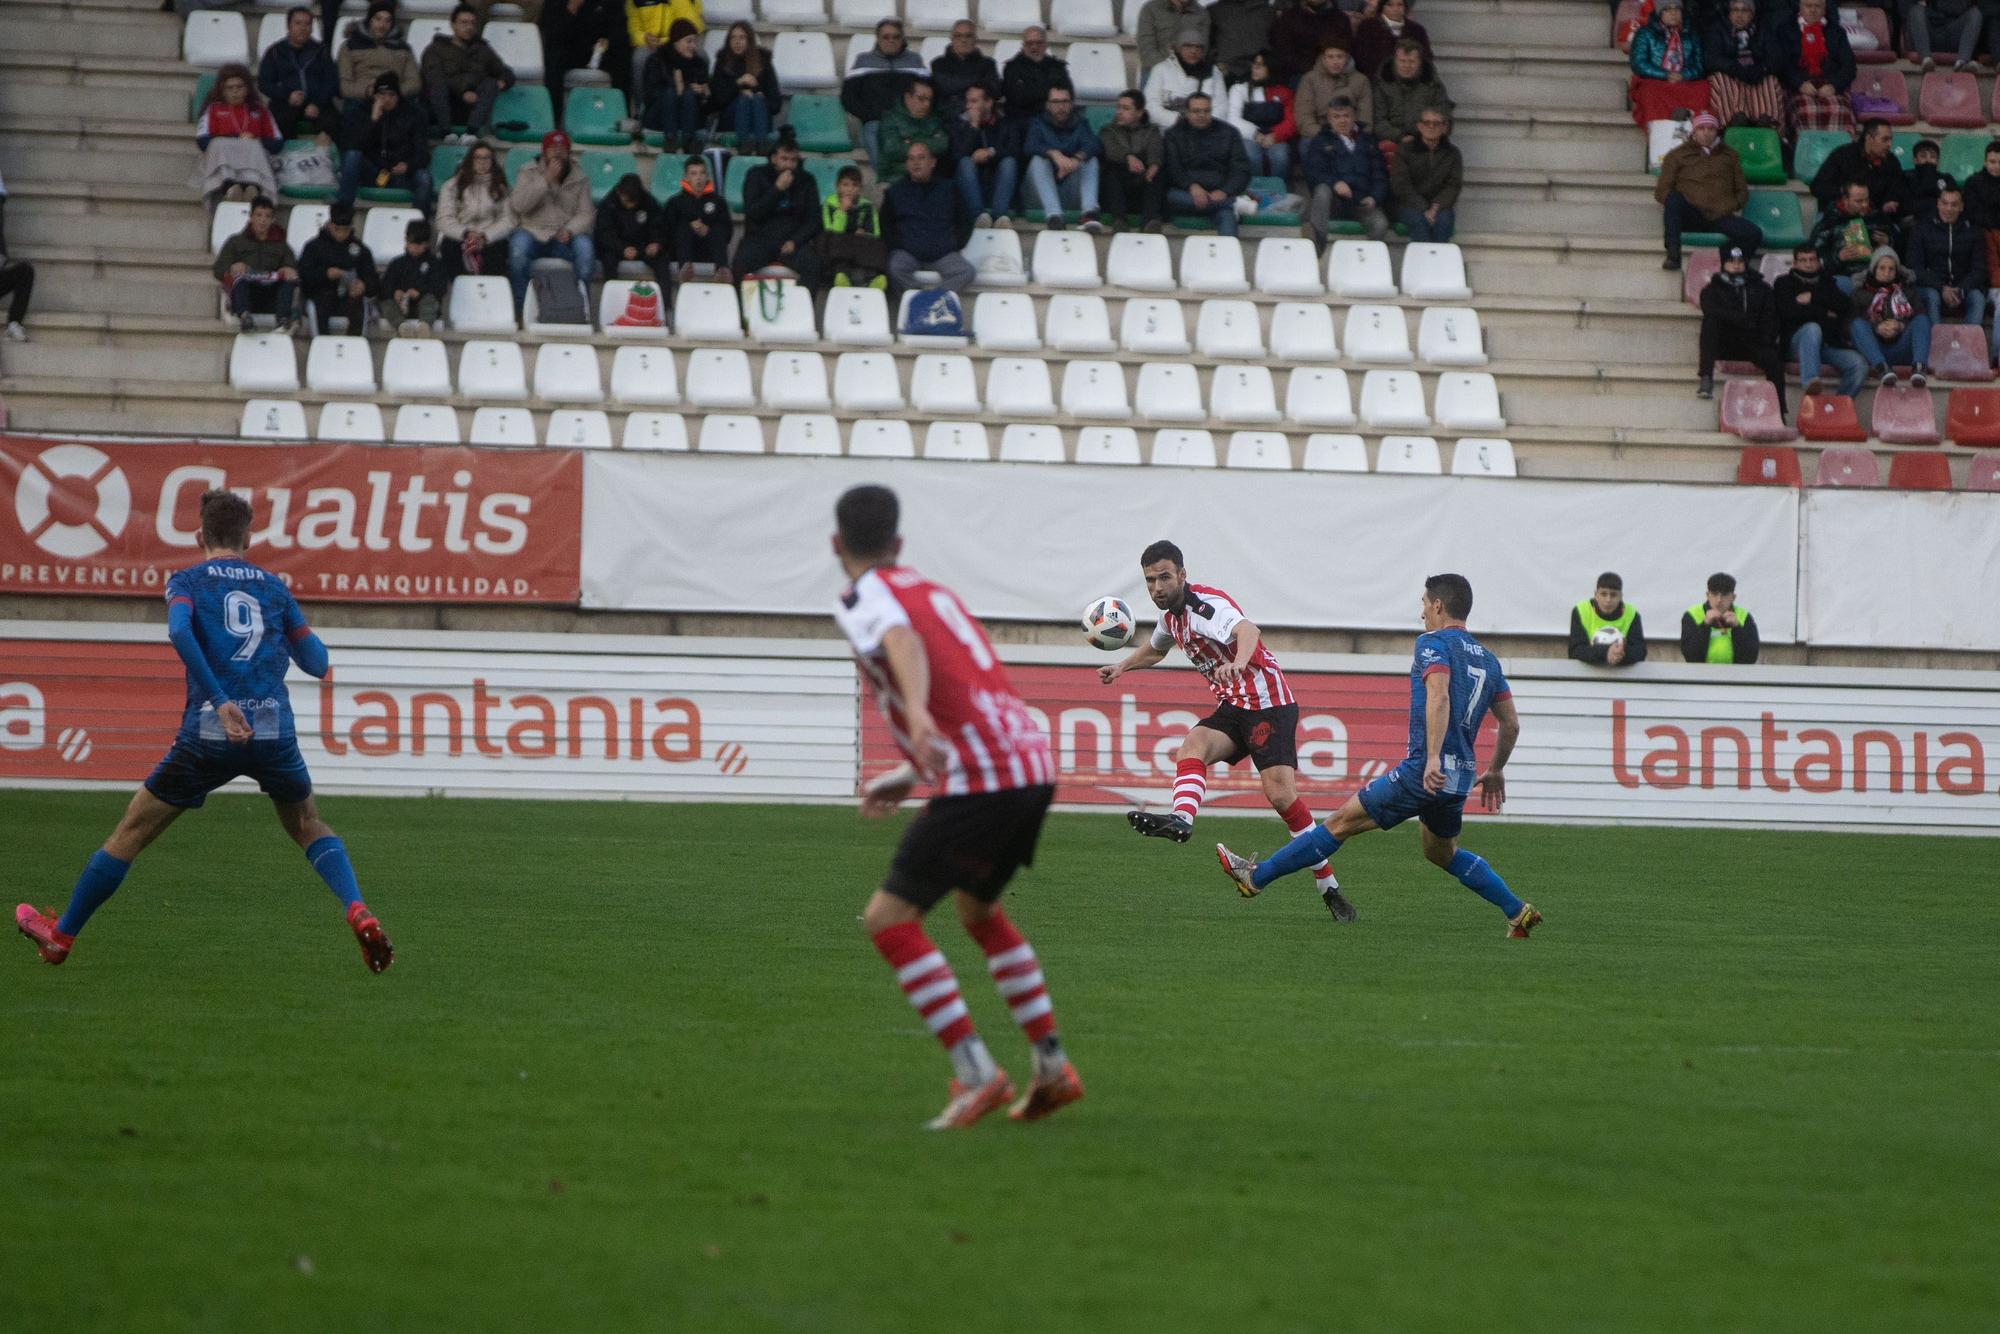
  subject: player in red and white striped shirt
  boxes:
[1097,540,1355,922]
[832,484,1083,1130]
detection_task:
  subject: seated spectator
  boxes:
[662,156,733,282]
[508,131,597,308]
[258,7,340,142]
[1680,573,1759,664]
[879,79,951,188]
[420,5,513,144]
[1962,139,2000,285]
[626,0,704,95]
[0,174,35,342]
[213,196,300,335]
[1389,106,1460,242]
[1002,27,1071,123]
[1768,0,1855,138]
[711,22,780,157]
[818,164,889,290]
[1905,0,1981,73]
[1303,97,1388,245]
[1696,242,1785,416]
[1026,87,1103,231]
[843,19,927,167]
[298,201,380,335]
[1225,51,1296,180]
[1372,39,1452,150]
[382,218,449,336]
[1655,112,1758,272]
[1295,43,1374,140]
[1904,138,1946,213]
[1703,0,1786,134]
[434,141,515,278]
[593,171,671,289]
[930,20,1000,120]
[1165,91,1253,236]
[1100,89,1167,231]
[1144,30,1228,131]
[1848,246,1932,388]
[882,142,975,294]
[1137,0,1212,75]
[1906,183,1987,330]
[337,3,421,119]
[1208,0,1275,83]
[1775,243,1869,399]
[1809,121,1906,218]
[1628,0,1709,127]
[1351,0,1430,82]
[1270,0,1352,86]
[337,73,432,211]
[952,84,1024,228]
[1568,573,1648,668]
[540,0,630,112]
[641,19,712,153]
[192,64,283,210]
[735,135,824,287]
[1810,181,1893,286]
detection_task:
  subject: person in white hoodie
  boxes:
[1143,29,1227,129]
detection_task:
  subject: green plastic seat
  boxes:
[356,184,415,204]
[190,72,216,120]
[564,86,630,146]
[1241,174,1299,227]
[1792,129,1849,185]
[1083,105,1116,133]
[1724,126,1785,185]
[581,149,640,202]
[505,145,540,180]
[804,157,848,201]
[276,138,337,200]
[1940,132,1989,187]
[649,153,691,197]
[1889,131,1925,169]
[724,154,768,212]
[491,84,554,142]
[430,143,469,184]
[1680,230,1728,249]
[1744,189,1807,247]
[785,94,851,153]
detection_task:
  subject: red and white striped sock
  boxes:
[872,920,977,1048]
[1282,798,1339,889]
[1172,758,1208,825]
[966,911,1057,1043]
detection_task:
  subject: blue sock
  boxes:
[1447,849,1523,917]
[1251,825,1341,890]
[57,850,130,936]
[305,836,363,909]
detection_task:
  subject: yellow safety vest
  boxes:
[1687,602,1747,664]
[1576,600,1637,640]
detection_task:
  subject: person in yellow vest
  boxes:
[1680,571,1760,663]
[1567,571,1648,667]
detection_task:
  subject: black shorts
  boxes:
[883,784,1056,911]
[1194,702,1300,771]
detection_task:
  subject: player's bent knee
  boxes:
[1422,836,1457,868]
[861,888,920,936]
[953,891,998,928]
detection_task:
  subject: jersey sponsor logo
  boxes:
[11,444,132,559]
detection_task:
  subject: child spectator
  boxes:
[642,19,712,153]
[508,131,597,308]
[1165,91,1252,236]
[298,201,380,334]
[419,5,514,143]
[1144,30,1227,130]
[929,21,1000,120]
[626,0,704,94]
[434,141,515,277]
[1628,0,1709,127]
[1372,39,1451,150]
[0,173,37,342]
[258,7,340,142]
[878,79,952,187]
[214,196,301,335]
[711,22,781,156]
[1389,107,1460,241]
[735,135,824,287]
[337,73,432,211]
[663,157,733,283]
[1904,139,1946,212]
[192,65,283,211]
[1302,97,1388,244]
[818,164,889,290]
[593,172,672,289]
[1224,51,1296,180]
[1099,90,1167,231]
[381,218,449,336]
[337,3,422,116]
[1351,0,1430,82]
[951,83,1024,228]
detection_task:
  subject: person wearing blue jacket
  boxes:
[1024,87,1102,231]
[258,6,340,141]
[1303,97,1388,246]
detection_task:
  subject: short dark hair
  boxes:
[1393,37,1425,55]
[287,5,313,21]
[836,485,899,558]
[249,194,276,213]
[1792,241,1817,257]
[836,164,863,185]
[1139,540,1184,569]
[1915,138,1940,157]
[1939,183,1963,200]
[1707,572,1738,595]
[200,489,254,551]
[405,218,431,244]
[1118,87,1145,108]
[451,2,476,18]
[1986,139,2000,156]
[906,76,935,95]
[1860,118,1889,139]
[1185,91,1212,108]
[328,200,355,225]
[1425,573,1473,619]
[1327,96,1356,114]
[1596,571,1623,592]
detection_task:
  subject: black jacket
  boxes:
[881,174,971,262]
[1680,608,1761,663]
[949,112,1026,167]
[340,96,430,170]
[1568,606,1649,666]
[1809,142,1904,211]
[1962,168,2000,229]
[1000,52,1071,121]
[1772,267,1852,343]
[381,249,449,300]
[740,162,822,250]
[662,185,732,256]
[594,189,665,260]
[297,227,380,302]
[1165,118,1253,194]
[1904,211,1988,291]
[642,46,710,108]
[1703,19,1774,84]
[930,49,1000,116]
[1764,16,1856,94]
[1699,269,1779,342]
[710,48,780,117]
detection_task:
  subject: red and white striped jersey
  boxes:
[1148,581,1295,710]
[835,564,1056,796]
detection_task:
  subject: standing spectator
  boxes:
[1628,0,1710,127]
[0,174,33,342]
[1164,92,1252,236]
[1768,0,1856,138]
[1848,246,1933,387]
[1905,0,1981,73]
[1775,243,1870,399]
[878,79,952,188]
[1351,0,1431,82]
[192,65,283,210]
[337,73,433,211]
[711,22,780,156]
[337,3,421,115]
[951,83,1024,228]
[1568,573,1649,668]
[1389,107,1461,242]
[1703,0,1786,133]
[1270,0,1352,85]
[381,218,449,336]
[1810,181,1892,285]
[1303,97,1389,245]
[1144,30,1228,131]
[1961,139,2000,287]
[662,156,733,282]
[214,196,300,335]
[882,142,976,294]
[593,171,671,288]
[1696,242,1786,413]
[1906,183,1987,330]
[1224,51,1297,180]
[1001,27,1071,123]
[1655,112,1758,272]
[1680,574,1760,664]
[259,7,339,143]
[626,0,704,95]
[930,20,1000,120]
[641,19,712,153]
[298,201,380,335]
[818,164,889,290]
[1208,0,1276,83]
[540,0,632,113]
[508,131,597,308]
[843,19,927,167]
[1295,43,1374,139]
[1372,39,1452,150]
[1025,87,1104,231]
[1137,0,1211,74]
[434,141,515,277]
[1100,90,1167,230]
[419,5,512,143]
[734,136,824,287]
[1810,120,1905,217]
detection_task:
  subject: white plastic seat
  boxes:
[1065,41,1127,101]
[1253,238,1324,296]
[972,293,1043,351]
[317,401,385,441]
[706,0,754,19]
[598,280,668,337]
[1645,117,1691,171]
[1451,437,1517,477]
[622,412,692,451]
[684,347,757,409]
[760,351,831,410]
[761,0,827,21]
[745,277,817,343]
[1343,305,1414,364]
[1031,230,1101,288]
[1211,366,1280,424]
[533,343,605,404]
[1045,295,1116,352]
[1303,433,1369,472]
[483,21,543,80]
[775,414,843,456]
[458,339,528,400]
[834,352,905,411]
[1120,298,1190,354]
[361,207,422,268]
[896,290,972,348]
[1151,429,1217,467]
[210,202,251,255]
[1359,370,1431,429]
[406,18,449,49]
[1105,233,1175,292]
[1076,427,1142,464]
[906,0,964,27]
[183,12,249,66]
[964,229,1028,287]
[1056,0,1120,39]
[985,357,1056,416]
[381,338,451,397]
[545,409,614,449]
[1285,368,1356,426]
[697,415,767,453]
[849,420,918,458]
[305,335,375,393]
[999,425,1065,462]
[1401,242,1473,301]
[1417,306,1489,367]
[916,34,950,63]
[523,272,591,336]
[609,345,679,404]
[674,282,744,340]
[823,286,894,346]
[287,203,331,247]
[447,276,515,333]
[1195,299,1264,358]
[981,0,1043,29]
[771,31,838,89]
[239,399,306,439]
[992,39,1023,64]
[469,407,538,446]
[1270,302,1339,362]
[1226,432,1291,469]
[923,421,992,460]
[1179,236,1249,294]
[393,404,460,444]
[1135,363,1204,422]
[254,12,288,56]
[911,355,981,414]
[228,333,299,392]
[1327,240,1398,298]
[1060,360,1132,420]
[1433,372,1506,431]
[1376,435,1443,474]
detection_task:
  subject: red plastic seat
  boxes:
[1681,250,1720,306]
[1871,385,1941,443]
[1812,447,1882,486]
[1850,7,1894,64]
[1888,451,1953,488]
[1944,386,2000,443]
[1737,445,1803,485]
[1919,71,1985,128]
[1799,392,1867,441]
[1719,378,1798,441]
[1927,324,1993,382]
[1968,451,2000,489]
[1851,69,1913,124]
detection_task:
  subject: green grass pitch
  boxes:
[3,790,1997,1333]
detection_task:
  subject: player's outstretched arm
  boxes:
[1422,672,1451,793]
[1477,696,1521,811]
[1099,641,1167,684]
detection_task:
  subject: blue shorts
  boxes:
[1356,759,1465,839]
[144,735,314,810]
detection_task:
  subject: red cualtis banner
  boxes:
[0,640,182,783]
[0,434,582,603]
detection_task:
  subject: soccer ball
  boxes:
[1081,596,1136,651]
[1591,626,1624,646]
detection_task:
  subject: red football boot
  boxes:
[346,902,394,973]
[1009,1061,1085,1122]
[15,904,74,965]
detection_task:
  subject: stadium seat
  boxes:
[1375,436,1442,474]
[484,21,542,80]
[361,207,423,267]
[1417,307,1488,367]
[381,338,452,398]
[469,407,538,447]
[1433,373,1506,432]
[1736,444,1803,485]
[1872,386,1941,444]
[392,404,460,444]
[1851,68,1912,124]
[253,11,288,55]
[991,39,1024,66]
[722,155,768,213]
[448,276,515,333]
[522,267,591,336]
[543,410,613,450]
[1360,370,1430,429]
[620,412,691,451]
[1718,379,1794,442]
[239,399,307,439]
[674,282,744,340]
[1888,451,1953,489]
[1151,430,1218,467]
[597,279,667,337]
[289,203,335,248]
[1195,299,1264,358]
[563,87,630,146]
[704,0,753,20]
[979,0,1042,27]
[1645,118,1690,173]
[1328,240,1397,298]
[1225,432,1291,470]
[773,414,842,456]
[1252,238,1324,296]
[183,12,248,66]
[1075,427,1142,464]
[609,346,678,405]
[1060,360,1133,419]
[1135,363,1205,422]
[1790,130,1848,187]
[1849,5,1893,61]
[1344,305,1413,363]
[849,420,918,458]
[1799,392,1866,441]
[1722,127,1786,184]
[1065,42,1127,100]
[1270,303,1339,362]
[458,340,528,400]
[999,425,1066,462]
[1211,366,1281,424]
[1046,295,1117,352]
[1920,70,1984,128]
[1945,385,2000,444]
[785,94,851,154]
[533,343,605,404]
[684,348,757,409]
[823,287,894,347]
[1180,237,1250,294]
[963,228,1029,286]
[1812,447,1881,487]
[972,293,1043,350]
[760,351,832,410]
[305,335,375,393]
[209,202,250,255]
[834,353,906,411]
[912,355,982,415]
[1681,249,1721,305]
[228,333,299,392]
[1032,230,1101,288]
[317,401,386,442]
[1399,243,1472,301]
[1929,325,1994,382]
[1742,190,1807,248]
[1940,133,1989,187]
[1286,368,1356,426]
[1759,252,1794,285]
[985,358,1056,416]
[923,422,992,460]
[1303,434,1369,472]
[648,153,691,196]
[1451,438,1517,477]
[1120,298,1191,353]
[490,85,555,142]
[697,415,766,453]
[896,290,972,348]
[1106,233,1176,291]
[905,0,962,29]
[1966,450,2000,489]
[745,278,817,344]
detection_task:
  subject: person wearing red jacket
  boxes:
[1224,51,1296,181]
[192,65,284,209]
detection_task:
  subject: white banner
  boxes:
[1802,490,2000,651]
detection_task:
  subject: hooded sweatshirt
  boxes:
[338,20,422,101]
[1142,50,1227,129]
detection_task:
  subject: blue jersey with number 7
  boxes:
[1404,627,1511,797]
[164,559,309,742]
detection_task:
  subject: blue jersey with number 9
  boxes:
[1404,627,1511,798]
[164,559,306,742]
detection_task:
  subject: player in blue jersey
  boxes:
[1215,574,1543,938]
[14,490,393,972]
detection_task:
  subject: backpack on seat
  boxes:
[529,265,589,326]
[901,288,965,339]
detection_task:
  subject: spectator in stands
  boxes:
[382,218,449,336]
[1568,573,1648,668]
[662,156,733,282]
[259,7,340,143]
[337,3,421,116]
[879,79,952,188]
[508,131,596,308]
[818,164,888,290]
[1224,52,1297,181]
[1907,183,1987,330]
[1905,0,1981,73]
[1101,89,1167,231]
[1303,97,1389,245]
[435,141,515,278]
[1628,0,1710,127]
[1696,242,1786,414]
[1655,112,1757,272]
[420,5,513,144]
[1001,27,1072,123]
[1026,87,1104,232]
[1295,43,1374,141]
[1351,0,1431,83]
[1962,140,2000,291]
[540,0,632,113]
[951,83,1023,228]
[214,196,300,335]
[0,176,33,342]
[1680,573,1759,664]
[1372,39,1452,150]
[1768,0,1856,138]
[1137,0,1211,74]
[882,142,976,294]
[1776,242,1870,399]
[1166,92,1253,236]
[1208,0,1276,83]
[337,73,433,212]
[1389,106,1460,241]
[593,171,671,289]
[298,201,380,335]
[735,136,824,287]
[1810,180,1893,286]
[1848,245,1932,388]
[193,65,283,211]
[1145,30,1229,131]
[1811,120,1906,216]
[1904,138,1946,213]
[843,19,927,167]
[1703,0,1786,133]
[626,0,704,95]
[930,20,1000,120]
[711,22,781,156]
[1270,0,1352,85]
[641,19,712,153]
